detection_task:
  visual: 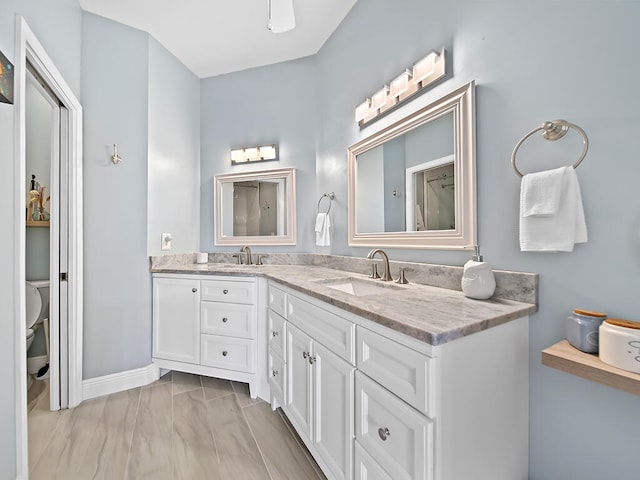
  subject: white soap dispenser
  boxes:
[461,246,496,300]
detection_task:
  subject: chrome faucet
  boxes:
[240,245,253,265]
[366,249,393,281]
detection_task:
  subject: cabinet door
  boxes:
[354,441,393,480]
[314,342,355,480]
[152,277,200,364]
[286,323,314,440]
[268,349,287,406]
[268,310,287,358]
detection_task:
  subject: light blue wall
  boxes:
[316,1,640,478]
[199,56,317,253]
[81,12,151,378]
[0,1,81,477]
[148,37,201,256]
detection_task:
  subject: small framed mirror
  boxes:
[348,81,476,249]
[214,167,296,246]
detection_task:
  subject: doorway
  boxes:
[14,16,83,478]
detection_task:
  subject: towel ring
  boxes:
[511,119,589,177]
[317,192,335,214]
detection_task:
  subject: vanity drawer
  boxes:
[268,283,287,318]
[201,279,256,304]
[200,335,255,373]
[357,326,434,417]
[355,372,433,480]
[268,349,287,406]
[268,310,287,358]
[287,295,355,365]
[201,302,255,339]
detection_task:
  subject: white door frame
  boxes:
[14,15,83,479]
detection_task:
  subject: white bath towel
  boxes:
[519,166,587,252]
[315,213,331,246]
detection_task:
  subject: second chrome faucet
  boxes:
[366,249,393,281]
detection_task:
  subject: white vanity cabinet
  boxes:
[268,280,529,480]
[268,283,355,480]
[152,274,259,396]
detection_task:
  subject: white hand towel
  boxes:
[315,213,331,246]
[519,166,588,252]
[521,166,565,217]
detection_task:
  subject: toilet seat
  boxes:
[25,282,42,330]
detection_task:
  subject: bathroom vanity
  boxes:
[151,260,535,480]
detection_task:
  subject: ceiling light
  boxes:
[267,0,296,33]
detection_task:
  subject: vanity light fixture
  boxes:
[230,144,279,165]
[355,49,446,127]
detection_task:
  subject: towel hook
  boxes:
[111,144,123,165]
[511,119,588,177]
[317,192,335,214]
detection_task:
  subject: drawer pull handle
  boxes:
[222,351,228,357]
[222,317,229,323]
[302,351,309,359]
[308,356,316,365]
[272,331,279,337]
[192,288,197,293]
[272,370,278,377]
[223,289,229,294]
[378,427,390,441]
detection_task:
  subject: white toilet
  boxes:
[25,279,50,353]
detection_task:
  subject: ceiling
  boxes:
[78,0,358,79]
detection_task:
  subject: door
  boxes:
[314,342,355,480]
[152,277,200,364]
[25,66,68,410]
[286,322,313,440]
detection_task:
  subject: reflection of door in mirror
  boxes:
[407,154,455,231]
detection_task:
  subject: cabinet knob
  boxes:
[302,351,309,359]
[308,356,316,365]
[272,370,278,377]
[272,330,279,337]
[192,288,197,293]
[378,427,390,441]
[223,289,229,294]
[222,351,228,357]
[222,317,229,323]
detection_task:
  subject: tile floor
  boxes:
[28,372,326,480]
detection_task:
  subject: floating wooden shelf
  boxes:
[26,220,50,228]
[542,340,640,397]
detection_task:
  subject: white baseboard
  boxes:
[82,364,161,401]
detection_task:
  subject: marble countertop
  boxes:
[151,263,536,346]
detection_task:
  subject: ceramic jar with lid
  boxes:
[599,318,640,374]
[566,309,607,353]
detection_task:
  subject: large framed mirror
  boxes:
[214,167,296,245]
[348,81,476,249]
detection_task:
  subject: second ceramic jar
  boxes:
[566,309,607,353]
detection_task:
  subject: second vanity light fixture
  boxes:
[355,49,446,127]
[231,144,278,165]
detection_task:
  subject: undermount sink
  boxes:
[318,278,402,297]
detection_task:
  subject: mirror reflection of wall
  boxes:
[355,111,454,234]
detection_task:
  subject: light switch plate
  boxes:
[161,232,172,251]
